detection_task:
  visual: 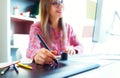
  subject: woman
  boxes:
[26,0,83,65]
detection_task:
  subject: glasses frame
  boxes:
[51,0,64,8]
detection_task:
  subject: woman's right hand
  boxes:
[34,48,56,65]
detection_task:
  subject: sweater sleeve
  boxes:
[67,24,84,54]
[26,22,42,59]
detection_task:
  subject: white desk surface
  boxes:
[70,62,120,78]
[69,54,120,78]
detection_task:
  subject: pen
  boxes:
[1,66,10,75]
[37,34,51,51]
[37,34,58,65]
[17,63,32,70]
[13,64,19,73]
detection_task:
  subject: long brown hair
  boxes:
[39,0,66,46]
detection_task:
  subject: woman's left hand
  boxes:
[65,46,76,55]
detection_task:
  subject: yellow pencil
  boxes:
[17,63,32,70]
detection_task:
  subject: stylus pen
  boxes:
[13,64,19,73]
[37,34,58,65]
[0,66,10,75]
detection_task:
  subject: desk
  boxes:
[70,62,120,78]
[70,54,120,78]
[0,54,120,78]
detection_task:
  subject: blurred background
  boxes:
[1,0,120,62]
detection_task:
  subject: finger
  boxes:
[39,48,53,59]
[66,48,71,54]
[71,50,75,55]
[36,53,53,65]
[51,50,57,55]
[40,49,56,65]
[35,48,49,64]
[37,48,56,64]
[45,57,54,64]
[68,49,75,55]
[34,54,45,64]
[68,49,73,55]
[43,50,56,59]
[65,47,72,53]
[71,50,76,55]
[37,58,44,64]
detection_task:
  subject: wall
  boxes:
[0,0,10,62]
[64,0,86,40]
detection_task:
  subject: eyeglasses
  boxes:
[51,0,64,7]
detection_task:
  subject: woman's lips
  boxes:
[56,11,62,13]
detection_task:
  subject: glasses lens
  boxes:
[58,0,63,4]
[52,0,63,6]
